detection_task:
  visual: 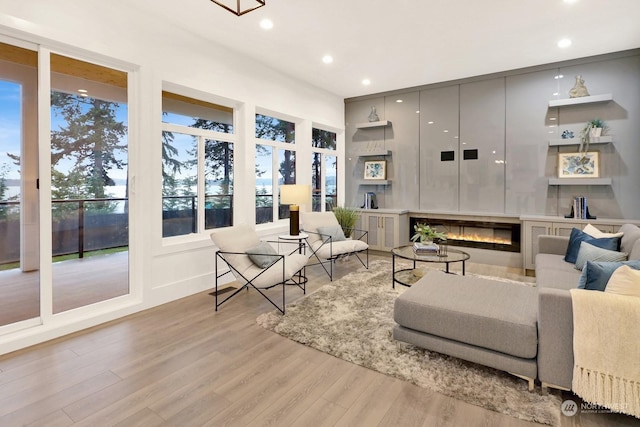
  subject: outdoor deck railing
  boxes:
[0,193,337,265]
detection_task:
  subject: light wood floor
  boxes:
[0,253,638,426]
[0,252,129,325]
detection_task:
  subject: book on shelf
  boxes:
[413,242,438,254]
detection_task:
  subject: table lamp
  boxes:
[280,184,311,235]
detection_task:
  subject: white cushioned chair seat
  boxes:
[310,239,368,259]
[210,223,308,288]
[211,223,260,275]
[236,253,308,288]
[300,210,369,280]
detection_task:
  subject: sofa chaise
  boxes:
[393,223,640,391]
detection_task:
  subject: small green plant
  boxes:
[586,118,605,128]
[581,118,607,138]
[411,223,447,243]
[333,206,360,238]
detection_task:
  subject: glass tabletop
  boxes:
[392,245,470,263]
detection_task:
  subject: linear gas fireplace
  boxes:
[409,217,521,253]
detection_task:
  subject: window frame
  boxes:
[161,89,237,239]
[311,126,338,212]
[253,111,300,226]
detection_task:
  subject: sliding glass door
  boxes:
[50,54,129,313]
[0,41,40,328]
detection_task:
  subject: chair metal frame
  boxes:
[214,246,305,314]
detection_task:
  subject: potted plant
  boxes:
[582,118,606,139]
[333,206,360,238]
[411,223,447,244]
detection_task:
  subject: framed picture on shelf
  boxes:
[363,160,386,180]
[558,152,599,178]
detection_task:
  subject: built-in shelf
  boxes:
[357,180,391,186]
[548,136,613,146]
[548,177,612,186]
[548,93,613,107]
[358,150,391,157]
[355,120,391,129]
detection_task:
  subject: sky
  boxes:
[0,80,21,180]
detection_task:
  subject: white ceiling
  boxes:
[132,0,640,98]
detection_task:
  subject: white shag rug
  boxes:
[257,259,561,426]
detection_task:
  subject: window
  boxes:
[311,128,337,211]
[255,114,296,224]
[162,91,234,237]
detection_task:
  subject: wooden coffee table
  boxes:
[391,245,470,288]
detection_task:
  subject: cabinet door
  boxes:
[552,222,581,237]
[381,215,396,251]
[523,221,552,271]
[593,224,615,233]
[367,214,380,249]
[459,78,506,213]
[419,85,459,211]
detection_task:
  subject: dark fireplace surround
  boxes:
[409,217,521,253]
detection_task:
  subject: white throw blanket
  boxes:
[571,289,640,418]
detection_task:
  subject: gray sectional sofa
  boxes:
[537,223,640,389]
[393,223,640,391]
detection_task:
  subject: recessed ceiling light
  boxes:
[554,74,564,80]
[77,89,87,93]
[260,19,273,30]
[550,117,557,121]
[557,38,572,48]
[362,79,371,86]
[322,55,333,64]
[396,99,403,103]
[443,130,449,133]
[427,121,434,124]
[415,110,420,114]
[563,0,578,4]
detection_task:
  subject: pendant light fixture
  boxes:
[210,0,265,16]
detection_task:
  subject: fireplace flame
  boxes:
[446,233,511,245]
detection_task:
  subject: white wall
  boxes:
[0,0,345,354]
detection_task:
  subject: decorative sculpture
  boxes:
[368,106,379,122]
[569,75,590,98]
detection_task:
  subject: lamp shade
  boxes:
[280,184,312,207]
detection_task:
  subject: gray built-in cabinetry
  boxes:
[355,209,409,252]
[345,50,640,219]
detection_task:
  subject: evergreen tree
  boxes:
[50,92,127,200]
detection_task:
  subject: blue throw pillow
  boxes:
[246,241,280,268]
[564,227,621,264]
[317,226,346,242]
[577,260,640,291]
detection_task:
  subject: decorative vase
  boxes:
[368,106,379,122]
[437,242,448,257]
